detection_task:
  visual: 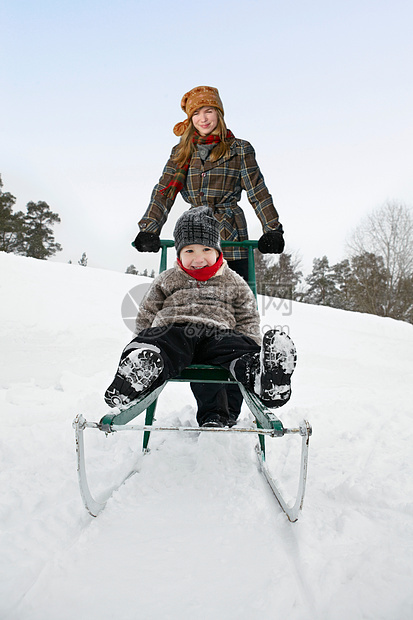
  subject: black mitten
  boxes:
[257,230,285,254]
[133,232,161,252]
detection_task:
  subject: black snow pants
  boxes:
[122,323,260,426]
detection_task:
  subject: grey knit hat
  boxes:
[174,207,221,255]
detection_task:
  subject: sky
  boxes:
[1,0,413,276]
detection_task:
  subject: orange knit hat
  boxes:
[173,86,224,137]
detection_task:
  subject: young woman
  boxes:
[134,85,285,277]
[133,86,286,425]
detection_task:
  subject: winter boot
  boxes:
[201,415,225,428]
[193,385,230,428]
[104,347,164,408]
[230,328,296,408]
[256,328,297,406]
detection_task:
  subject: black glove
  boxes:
[133,232,161,253]
[257,229,285,254]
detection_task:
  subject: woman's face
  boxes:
[192,106,219,136]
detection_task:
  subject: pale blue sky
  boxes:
[2,0,412,275]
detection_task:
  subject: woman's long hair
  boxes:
[172,109,231,168]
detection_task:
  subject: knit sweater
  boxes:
[135,261,261,344]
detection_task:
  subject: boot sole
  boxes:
[262,329,297,376]
[259,329,297,405]
[119,348,164,391]
[105,349,164,408]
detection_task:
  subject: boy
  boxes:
[105,207,296,427]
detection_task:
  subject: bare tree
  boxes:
[347,201,413,319]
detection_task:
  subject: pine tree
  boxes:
[0,175,25,253]
[125,265,138,275]
[254,250,303,299]
[303,256,337,306]
[330,259,355,310]
[254,250,271,296]
[392,275,413,323]
[270,253,303,300]
[348,252,387,316]
[20,201,62,259]
[78,252,88,267]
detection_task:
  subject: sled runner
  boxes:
[73,240,312,521]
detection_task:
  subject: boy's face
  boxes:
[180,244,219,269]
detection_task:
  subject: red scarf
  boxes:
[177,252,224,281]
[161,130,234,200]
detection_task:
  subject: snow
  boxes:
[1,251,412,620]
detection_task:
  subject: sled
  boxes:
[73,240,312,522]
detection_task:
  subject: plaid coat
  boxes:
[138,136,280,261]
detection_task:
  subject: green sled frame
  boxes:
[73,240,312,522]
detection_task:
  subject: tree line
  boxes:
[125,265,156,278]
[255,201,413,324]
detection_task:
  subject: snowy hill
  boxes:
[1,251,412,620]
